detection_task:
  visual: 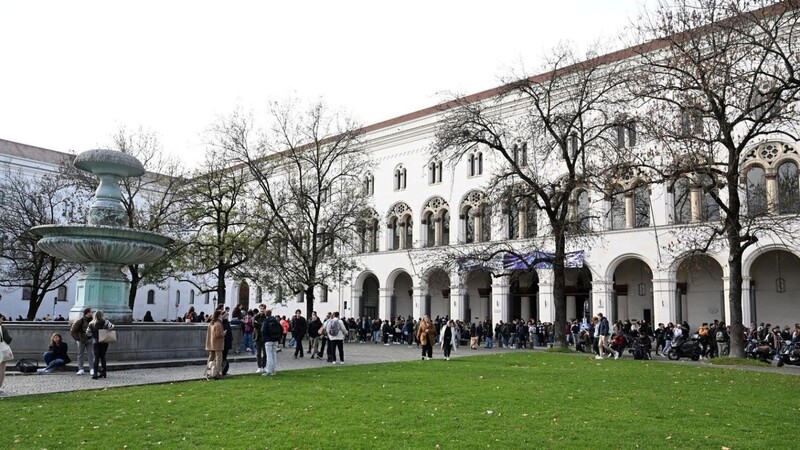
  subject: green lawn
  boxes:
[2,352,798,449]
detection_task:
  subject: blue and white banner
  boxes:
[502,249,585,270]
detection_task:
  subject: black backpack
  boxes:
[268,319,283,341]
[16,359,39,373]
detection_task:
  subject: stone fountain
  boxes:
[32,149,174,324]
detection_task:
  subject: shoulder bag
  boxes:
[0,325,13,362]
[99,322,117,344]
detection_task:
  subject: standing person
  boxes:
[70,307,94,376]
[280,316,289,349]
[38,333,71,373]
[596,313,614,360]
[253,305,268,373]
[205,310,225,380]
[237,310,255,355]
[320,312,332,360]
[418,315,436,360]
[261,309,283,376]
[221,315,233,373]
[0,315,12,394]
[87,310,114,380]
[716,322,730,357]
[326,311,347,364]
[183,306,197,323]
[441,320,458,361]
[291,309,308,359]
[307,311,323,359]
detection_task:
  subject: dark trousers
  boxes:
[294,334,305,357]
[422,342,432,358]
[93,342,109,374]
[443,342,453,358]
[328,339,344,362]
[256,339,266,368]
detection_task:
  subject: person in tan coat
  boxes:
[417,315,437,360]
[205,310,226,379]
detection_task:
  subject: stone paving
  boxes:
[1,342,796,398]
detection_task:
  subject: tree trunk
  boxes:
[127,265,141,309]
[217,266,227,307]
[727,248,745,358]
[305,286,315,322]
[552,229,568,348]
[27,291,45,320]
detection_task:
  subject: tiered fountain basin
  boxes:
[33,224,173,265]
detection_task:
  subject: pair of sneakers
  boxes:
[76,369,95,376]
[37,368,53,374]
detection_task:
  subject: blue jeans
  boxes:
[265,341,278,375]
[42,352,66,371]
[662,339,672,355]
[484,336,493,348]
[372,331,380,342]
[238,332,254,354]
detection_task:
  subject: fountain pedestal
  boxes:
[32,150,174,323]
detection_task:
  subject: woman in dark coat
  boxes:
[39,333,71,373]
[87,310,114,379]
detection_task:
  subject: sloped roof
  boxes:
[0,138,74,166]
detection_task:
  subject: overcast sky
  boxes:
[0,0,652,169]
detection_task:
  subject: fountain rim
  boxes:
[31,224,175,246]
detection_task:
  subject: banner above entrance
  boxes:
[458,250,585,272]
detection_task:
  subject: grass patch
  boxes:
[705,356,773,366]
[545,346,576,353]
[1,352,798,449]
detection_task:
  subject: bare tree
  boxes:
[0,163,90,319]
[179,147,267,307]
[631,0,800,356]
[212,100,370,319]
[432,44,624,347]
[62,127,189,309]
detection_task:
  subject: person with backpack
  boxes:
[260,309,282,376]
[326,311,348,364]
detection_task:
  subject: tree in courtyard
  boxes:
[0,162,91,319]
[432,44,625,347]
[631,0,800,357]
[212,101,370,319]
[179,147,267,308]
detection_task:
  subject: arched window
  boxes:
[576,190,590,232]
[468,152,483,176]
[673,177,692,224]
[390,217,400,250]
[176,290,181,305]
[610,186,626,230]
[57,285,67,301]
[778,161,800,214]
[507,202,520,240]
[634,185,650,228]
[746,166,767,215]
[394,166,407,190]
[464,206,475,243]
[205,292,210,304]
[358,221,368,253]
[525,199,537,238]
[481,204,492,242]
[404,215,413,249]
[425,211,435,247]
[371,219,380,252]
[189,290,195,304]
[700,175,720,222]
[428,161,443,184]
[441,210,450,245]
[147,289,155,304]
[513,143,527,166]
[364,173,374,195]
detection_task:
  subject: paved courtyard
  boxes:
[2,342,796,398]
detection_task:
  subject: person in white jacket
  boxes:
[440,320,459,361]
[326,311,348,365]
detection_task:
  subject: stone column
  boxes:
[451,285,466,322]
[625,194,635,228]
[491,276,510,325]
[379,288,393,320]
[740,276,753,326]
[537,270,554,322]
[592,280,614,319]
[652,274,675,326]
[413,285,425,320]
[690,188,702,222]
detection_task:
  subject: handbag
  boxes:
[0,325,12,362]
[99,329,118,344]
[15,358,38,373]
